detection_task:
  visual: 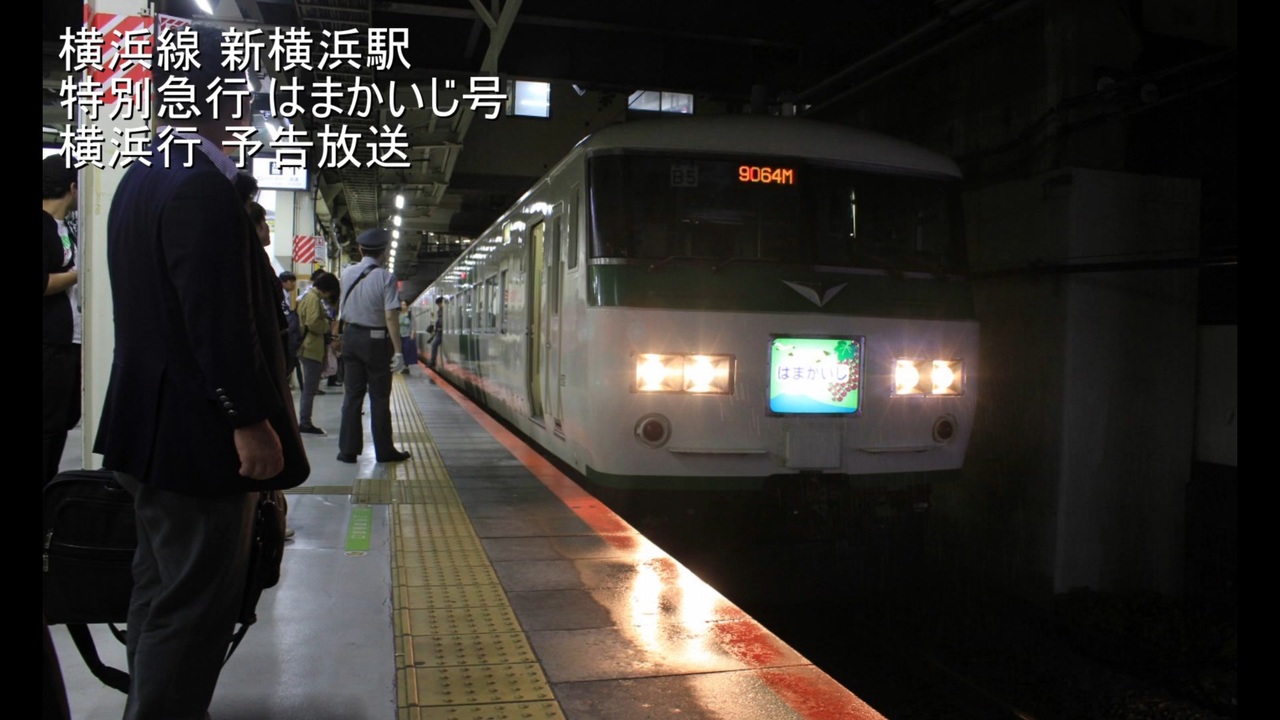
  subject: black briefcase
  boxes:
[42,469,283,694]
[43,469,136,626]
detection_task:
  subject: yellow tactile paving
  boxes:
[352,477,394,504]
[401,604,523,636]
[400,703,564,720]
[400,534,489,557]
[400,548,495,569]
[396,561,503,588]
[385,375,564,718]
[405,632,539,668]
[395,482,466,506]
[396,505,481,531]
[393,508,478,531]
[398,583,513,610]
[409,663,558,706]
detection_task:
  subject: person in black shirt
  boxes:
[42,155,80,486]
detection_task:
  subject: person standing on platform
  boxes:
[314,269,343,391]
[92,23,309,720]
[335,229,411,464]
[296,271,340,434]
[428,296,445,369]
[398,300,417,375]
[42,155,81,486]
[278,270,303,389]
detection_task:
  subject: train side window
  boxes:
[565,192,578,269]
[547,219,561,316]
[485,275,499,331]
[849,189,858,239]
[499,270,508,333]
[480,279,490,332]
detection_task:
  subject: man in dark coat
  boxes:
[92,24,309,720]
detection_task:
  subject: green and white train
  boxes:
[413,114,978,496]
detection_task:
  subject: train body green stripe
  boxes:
[586,264,974,319]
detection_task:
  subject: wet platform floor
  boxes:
[52,364,882,720]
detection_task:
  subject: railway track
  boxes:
[468,396,1233,720]
[644,524,1231,720]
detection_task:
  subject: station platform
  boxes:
[50,362,883,720]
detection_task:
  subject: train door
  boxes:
[546,205,565,437]
[528,221,545,421]
[460,287,474,371]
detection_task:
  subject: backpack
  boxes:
[285,306,302,355]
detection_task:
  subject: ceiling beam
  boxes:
[376,2,797,51]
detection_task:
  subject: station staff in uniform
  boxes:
[335,228,412,464]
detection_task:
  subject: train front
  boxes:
[571,139,978,493]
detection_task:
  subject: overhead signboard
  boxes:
[253,157,309,191]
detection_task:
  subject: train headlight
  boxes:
[930,360,963,395]
[684,354,733,394]
[634,353,735,394]
[636,354,683,392]
[893,358,964,396]
[894,359,922,395]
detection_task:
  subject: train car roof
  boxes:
[570,115,962,179]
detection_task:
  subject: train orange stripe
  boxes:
[427,367,884,720]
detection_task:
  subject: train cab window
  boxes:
[588,153,965,274]
[636,222,668,257]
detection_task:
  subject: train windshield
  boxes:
[588,153,965,274]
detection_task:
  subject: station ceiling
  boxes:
[42,0,1135,300]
